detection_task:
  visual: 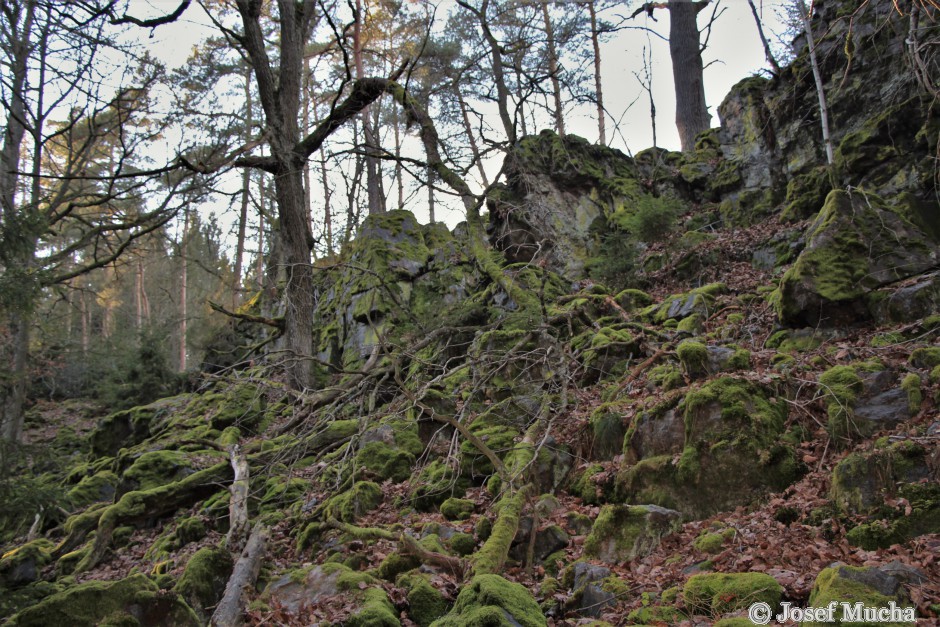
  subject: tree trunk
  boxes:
[457,90,489,186]
[179,209,189,372]
[234,69,252,308]
[799,0,834,167]
[354,0,384,215]
[668,0,711,151]
[320,146,333,255]
[541,1,565,137]
[0,311,30,443]
[587,0,606,144]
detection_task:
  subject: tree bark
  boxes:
[233,69,252,309]
[211,524,269,627]
[668,0,711,151]
[541,1,566,136]
[587,0,606,144]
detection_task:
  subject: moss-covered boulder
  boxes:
[118,450,195,495]
[0,539,54,587]
[831,440,936,514]
[583,504,681,563]
[431,574,546,627]
[683,572,783,615]
[487,130,648,279]
[618,377,800,517]
[324,481,383,522]
[399,573,449,627]
[90,397,185,458]
[346,588,400,627]
[440,497,475,521]
[174,546,233,623]
[6,573,199,626]
[805,564,916,626]
[67,470,119,509]
[774,190,939,327]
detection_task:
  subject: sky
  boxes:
[125,0,793,236]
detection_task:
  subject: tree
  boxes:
[0,1,205,444]
[630,0,715,151]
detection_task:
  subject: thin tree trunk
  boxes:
[587,0,606,144]
[135,257,144,330]
[470,0,516,143]
[354,0,384,215]
[1,312,30,443]
[234,69,252,308]
[302,56,313,232]
[320,147,333,255]
[799,0,834,168]
[393,103,403,208]
[457,90,489,186]
[179,209,189,372]
[427,164,436,224]
[746,0,781,75]
[541,1,565,136]
[668,0,711,151]
[81,288,89,355]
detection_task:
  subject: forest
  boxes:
[1,0,939,625]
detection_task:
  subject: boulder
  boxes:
[584,504,681,563]
[775,190,939,327]
[806,564,916,626]
[431,574,546,627]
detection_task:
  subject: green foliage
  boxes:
[587,229,640,292]
[623,195,681,242]
[0,444,70,543]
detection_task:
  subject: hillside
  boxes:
[1,1,939,626]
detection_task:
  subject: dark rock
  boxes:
[510,523,569,564]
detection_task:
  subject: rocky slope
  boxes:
[1,1,939,626]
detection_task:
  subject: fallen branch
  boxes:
[227,445,250,553]
[211,523,269,627]
[208,300,285,332]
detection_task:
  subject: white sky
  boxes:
[127,0,792,239]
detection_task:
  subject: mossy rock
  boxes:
[376,552,419,582]
[174,546,233,623]
[584,504,681,563]
[355,441,416,483]
[805,565,915,626]
[439,497,475,521]
[346,587,400,627]
[0,580,64,622]
[430,574,546,627]
[0,539,54,587]
[6,573,199,626]
[830,440,934,514]
[618,377,800,517]
[67,471,119,509]
[118,450,195,495]
[683,572,782,615]
[410,460,470,511]
[258,476,311,515]
[774,190,939,327]
[677,340,708,378]
[324,481,383,523]
[400,573,449,627]
[845,482,940,550]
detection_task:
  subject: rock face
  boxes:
[774,190,939,326]
[487,130,647,279]
[584,504,681,563]
[618,377,801,517]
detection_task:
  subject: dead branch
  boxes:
[211,523,269,627]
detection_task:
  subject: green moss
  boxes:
[677,314,703,334]
[692,532,725,554]
[648,364,684,391]
[404,575,449,627]
[818,365,864,442]
[910,347,940,369]
[347,587,400,627]
[174,546,232,622]
[448,533,476,556]
[677,340,708,377]
[683,572,782,615]
[901,374,922,414]
[589,405,626,460]
[728,349,751,370]
[324,481,383,523]
[0,539,54,584]
[259,476,311,515]
[7,573,199,626]
[846,482,940,550]
[120,450,193,493]
[870,332,904,348]
[355,441,415,483]
[376,552,419,581]
[475,516,492,542]
[411,461,470,511]
[583,504,679,562]
[472,490,526,575]
[440,498,475,521]
[614,289,653,311]
[67,471,119,509]
[627,604,684,624]
[806,565,913,626]
[430,574,546,627]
